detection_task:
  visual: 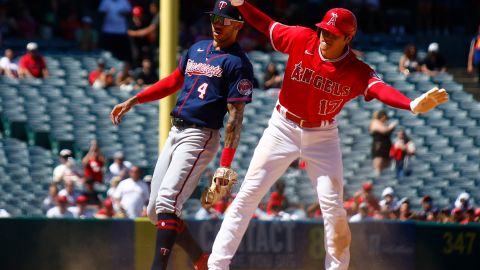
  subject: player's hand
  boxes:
[110,97,138,125]
[467,65,473,74]
[410,87,448,114]
[230,0,245,7]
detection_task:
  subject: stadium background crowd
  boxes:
[0,0,479,224]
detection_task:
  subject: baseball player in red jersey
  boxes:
[208,1,449,270]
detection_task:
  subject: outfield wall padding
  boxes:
[0,218,478,270]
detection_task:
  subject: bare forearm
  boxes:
[223,106,244,148]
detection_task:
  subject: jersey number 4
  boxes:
[318,99,344,115]
[197,83,209,99]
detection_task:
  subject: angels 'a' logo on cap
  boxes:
[218,1,228,10]
[327,12,338,26]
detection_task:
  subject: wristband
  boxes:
[220,147,236,167]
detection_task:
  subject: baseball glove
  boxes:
[410,87,448,114]
[201,167,238,208]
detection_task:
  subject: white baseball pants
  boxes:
[208,109,351,270]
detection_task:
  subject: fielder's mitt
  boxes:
[201,167,238,208]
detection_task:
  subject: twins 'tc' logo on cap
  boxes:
[218,1,228,10]
[327,12,338,26]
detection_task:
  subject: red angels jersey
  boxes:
[270,23,381,121]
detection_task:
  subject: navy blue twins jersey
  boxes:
[171,40,254,129]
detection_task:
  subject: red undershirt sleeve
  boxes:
[238,1,275,36]
[135,68,184,103]
[367,82,412,111]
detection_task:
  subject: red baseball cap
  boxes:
[132,6,143,17]
[76,195,88,204]
[57,195,68,203]
[103,198,113,208]
[316,8,357,37]
[362,182,373,191]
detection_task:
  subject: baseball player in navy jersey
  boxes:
[207,1,449,270]
[110,1,253,269]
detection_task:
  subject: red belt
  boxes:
[275,104,333,128]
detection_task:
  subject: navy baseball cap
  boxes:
[207,0,243,21]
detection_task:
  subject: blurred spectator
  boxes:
[95,198,122,219]
[128,5,150,67]
[374,209,398,220]
[349,202,372,222]
[398,44,420,76]
[0,48,18,78]
[46,195,74,218]
[128,2,159,41]
[266,180,287,215]
[306,201,322,219]
[82,140,105,183]
[285,198,307,220]
[18,42,48,78]
[475,208,480,222]
[42,183,59,211]
[420,42,447,77]
[460,208,475,224]
[195,204,221,220]
[88,58,115,88]
[345,182,379,216]
[108,151,132,181]
[451,208,464,223]
[68,195,95,218]
[212,195,232,217]
[440,207,452,223]
[107,176,122,198]
[134,58,158,87]
[389,129,415,179]
[98,0,132,62]
[379,187,398,211]
[81,178,102,208]
[454,192,471,211]
[58,179,81,206]
[369,110,397,175]
[76,16,99,51]
[425,209,439,222]
[53,149,80,184]
[417,195,436,221]
[467,24,480,83]
[398,197,415,221]
[59,10,81,40]
[263,204,292,220]
[113,166,149,218]
[263,63,283,89]
[0,209,10,218]
[115,62,135,91]
[128,2,159,64]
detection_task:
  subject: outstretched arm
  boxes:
[231,0,274,37]
[367,82,448,114]
[110,68,184,125]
